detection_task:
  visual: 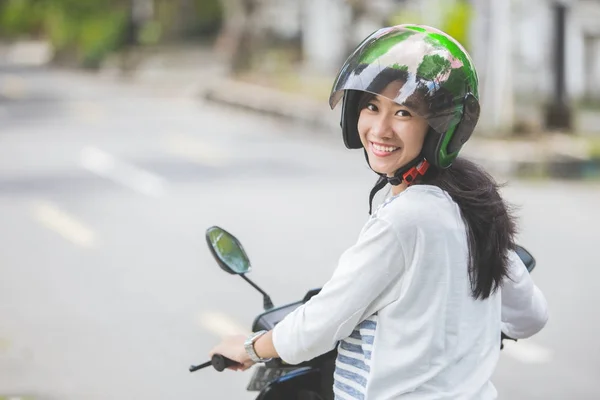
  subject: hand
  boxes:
[209,334,255,371]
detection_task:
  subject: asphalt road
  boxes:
[0,65,598,400]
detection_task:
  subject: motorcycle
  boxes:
[190,226,537,400]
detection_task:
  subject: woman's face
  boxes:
[357,91,429,177]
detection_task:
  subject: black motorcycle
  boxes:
[190,226,537,400]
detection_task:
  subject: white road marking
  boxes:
[81,146,166,197]
[31,201,96,248]
[502,339,554,364]
[197,311,249,338]
[165,135,230,167]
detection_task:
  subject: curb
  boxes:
[201,79,599,181]
[203,79,340,131]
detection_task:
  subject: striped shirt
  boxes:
[272,185,548,399]
[334,314,378,400]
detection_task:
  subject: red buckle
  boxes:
[402,160,430,185]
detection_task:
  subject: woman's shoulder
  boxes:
[373,185,449,215]
[371,185,457,230]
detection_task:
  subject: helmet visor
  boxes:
[329,26,476,134]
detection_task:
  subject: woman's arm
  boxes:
[209,216,408,367]
[501,250,549,339]
[254,330,278,359]
[271,217,407,365]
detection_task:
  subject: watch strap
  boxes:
[244,330,272,363]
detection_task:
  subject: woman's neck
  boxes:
[391,181,410,196]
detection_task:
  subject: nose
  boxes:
[369,113,393,141]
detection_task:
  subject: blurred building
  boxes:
[475,0,600,132]
[252,0,600,133]
[508,0,600,102]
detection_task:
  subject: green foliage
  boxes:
[0,0,45,36]
[0,0,225,67]
[193,0,223,35]
[0,0,239,68]
[0,0,127,68]
[138,20,163,45]
[41,2,127,68]
[440,0,473,51]
[387,0,474,51]
[77,11,127,68]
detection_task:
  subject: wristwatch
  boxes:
[244,330,272,363]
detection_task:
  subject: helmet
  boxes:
[329,24,481,171]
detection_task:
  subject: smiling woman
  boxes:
[208,24,548,400]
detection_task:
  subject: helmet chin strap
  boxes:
[364,149,430,215]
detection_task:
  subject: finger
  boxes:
[241,361,254,371]
[208,346,217,358]
[208,345,222,359]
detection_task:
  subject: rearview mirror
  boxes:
[515,245,536,273]
[206,226,251,275]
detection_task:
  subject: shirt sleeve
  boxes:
[272,217,407,365]
[501,249,549,339]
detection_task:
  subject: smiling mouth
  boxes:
[370,142,400,156]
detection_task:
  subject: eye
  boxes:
[365,103,378,112]
[395,109,412,117]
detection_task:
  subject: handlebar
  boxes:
[189,354,240,373]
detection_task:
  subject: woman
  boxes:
[209,24,548,399]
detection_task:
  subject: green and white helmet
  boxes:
[329,24,481,170]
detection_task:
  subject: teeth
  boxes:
[372,143,398,152]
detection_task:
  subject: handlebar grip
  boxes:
[212,354,239,371]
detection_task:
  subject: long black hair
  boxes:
[421,158,518,300]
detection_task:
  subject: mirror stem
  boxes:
[241,274,274,310]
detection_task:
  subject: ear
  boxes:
[446,93,480,154]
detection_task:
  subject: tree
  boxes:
[215,0,261,74]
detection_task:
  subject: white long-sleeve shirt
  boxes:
[272,185,548,400]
